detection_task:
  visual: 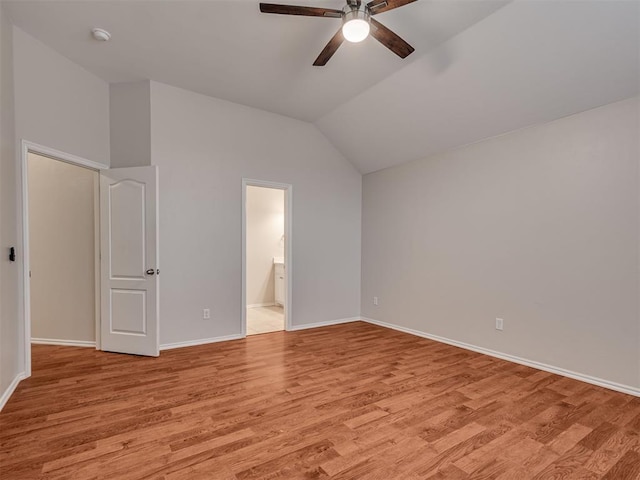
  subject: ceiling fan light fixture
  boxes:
[342,9,370,43]
[259,1,416,65]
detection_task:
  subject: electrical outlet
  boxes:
[373,296,378,306]
[203,308,211,320]
[495,318,504,331]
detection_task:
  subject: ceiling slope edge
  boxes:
[315,0,640,174]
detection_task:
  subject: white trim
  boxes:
[288,317,359,331]
[361,317,640,397]
[247,302,276,309]
[0,372,26,412]
[241,179,293,338]
[160,334,244,351]
[161,318,359,349]
[93,172,101,350]
[22,141,108,171]
[31,338,96,348]
[20,140,106,378]
[19,144,29,377]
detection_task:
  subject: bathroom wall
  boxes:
[246,186,284,307]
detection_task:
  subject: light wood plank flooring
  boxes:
[1,322,639,479]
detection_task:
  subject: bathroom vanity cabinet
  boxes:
[274,260,285,306]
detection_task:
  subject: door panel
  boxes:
[109,180,146,278]
[100,166,159,356]
[111,289,146,334]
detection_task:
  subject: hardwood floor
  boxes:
[1,322,639,479]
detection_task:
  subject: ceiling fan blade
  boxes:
[366,0,417,15]
[369,18,414,58]
[259,3,343,18]
[313,28,345,66]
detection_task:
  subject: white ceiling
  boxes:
[1,0,508,122]
[3,0,639,174]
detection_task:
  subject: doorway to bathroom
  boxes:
[242,179,292,336]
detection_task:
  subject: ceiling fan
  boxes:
[259,0,417,66]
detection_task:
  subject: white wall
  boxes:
[246,186,284,307]
[150,81,361,344]
[362,97,640,390]
[0,4,21,405]
[28,153,97,343]
[110,81,151,168]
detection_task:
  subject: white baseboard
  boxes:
[247,303,276,309]
[361,317,640,398]
[160,333,244,351]
[288,317,360,332]
[161,317,360,349]
[0,372,27,412]
[31,338,96,348]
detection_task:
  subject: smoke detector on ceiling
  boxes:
[91,28,111,42]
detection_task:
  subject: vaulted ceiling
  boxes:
[3,0,639,173]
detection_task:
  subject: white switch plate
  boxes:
[373,296,378,306]
[495,318,504,331]
[203,308,211,320]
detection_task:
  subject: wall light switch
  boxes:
[495,318,504,331]
[373,296,378,306]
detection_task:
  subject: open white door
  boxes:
[100,166,159,356]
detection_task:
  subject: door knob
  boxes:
[146,269,155,275]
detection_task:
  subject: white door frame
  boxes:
[241,179,292,336]
[19,140,107,377]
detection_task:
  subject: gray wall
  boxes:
[362,97,640,389]
[150,81,362,344]
[1,25,111,406]
[110,81,151,168]
[0,4,21,402]
[13,26,110,165]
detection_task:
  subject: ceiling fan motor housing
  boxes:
[342,6,370,24]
